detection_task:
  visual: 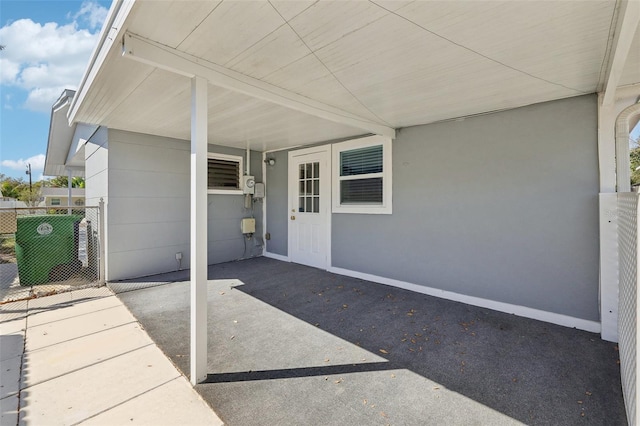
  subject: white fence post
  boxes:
[98,198,106,286]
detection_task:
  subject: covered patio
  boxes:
[48,0,640,423]
[114,257,626,425]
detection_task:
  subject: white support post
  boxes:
[190,75,208,385]
[598,95,619,342]
[598,95,617,193]
[67,169,73,215]
[599,193,619,341]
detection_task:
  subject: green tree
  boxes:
[631,145,640,187]
[1,174,45,206]
[48,176,85,188]
[0,175,24,199]
[18,186,42,207]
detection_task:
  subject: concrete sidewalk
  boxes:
[0,287,223,425]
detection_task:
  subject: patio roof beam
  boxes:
[121,32,396,139]
[601,0,640,107]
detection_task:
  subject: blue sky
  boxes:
[0,0,111,181]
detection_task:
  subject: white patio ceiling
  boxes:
[70,0,639,152]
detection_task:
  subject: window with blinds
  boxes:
[339,145,383,204]
[207,154,243,193]
[332,136,392,214]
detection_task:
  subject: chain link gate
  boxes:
[0,201,104,304]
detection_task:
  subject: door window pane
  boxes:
[298,161,321,214]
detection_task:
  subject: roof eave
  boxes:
[68,0,136,125]
[44,90,78,177]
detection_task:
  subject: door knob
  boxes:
[291,215,296,220]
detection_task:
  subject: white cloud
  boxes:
[0,58,19,82]
[74,1,109,30]
[24,86,68,111]
[0,1,108,112]
[1,154,46,172]
[4,93,13,110]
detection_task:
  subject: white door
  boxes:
[288,146,330,269]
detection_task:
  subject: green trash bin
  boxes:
[15,214,83,286]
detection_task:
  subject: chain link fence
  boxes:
[618,192,638,425]
[0,203,104,303]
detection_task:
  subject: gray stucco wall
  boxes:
[267,95,600,321]
[265,150,290,256]
[104,129,263,281]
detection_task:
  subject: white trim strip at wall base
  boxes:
[328,266,602,334]
[264,252,290,262]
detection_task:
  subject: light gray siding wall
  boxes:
[84,127,108,207]
[105,129,263,281]
[267,95,600,321]
[84,126,110,277]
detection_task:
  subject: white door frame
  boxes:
[288,145,332,270]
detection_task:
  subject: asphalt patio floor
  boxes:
[113,257,627,426]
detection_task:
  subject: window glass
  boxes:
[207,154,244,193]
[208,158,239,189]
[298,161,320,213]
[332,136,392,214]
[340,145,383,176]
[340,178,383,204]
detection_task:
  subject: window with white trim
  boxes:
[332,136,392,214]
[208,153,244,194]
[51,198,61,206]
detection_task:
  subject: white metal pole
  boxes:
[190,75,208,385]
[262,151,267,255]
[246,146,250,176]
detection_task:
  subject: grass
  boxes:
[0,235,16,264]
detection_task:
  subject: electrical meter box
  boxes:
[242,176,255,195]
[254,182,265,198]
[241,218,255,234]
